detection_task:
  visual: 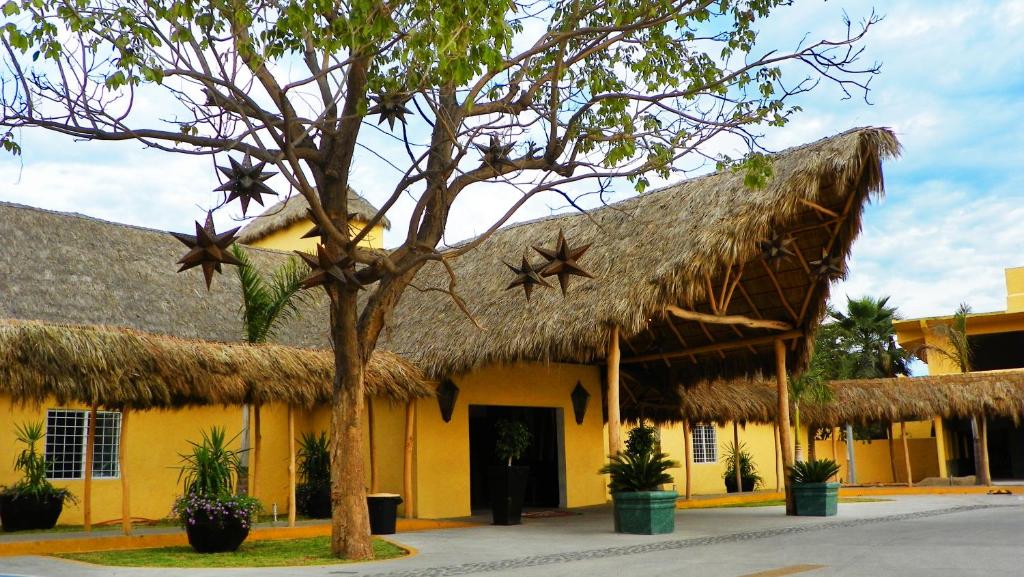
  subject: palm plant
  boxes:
[177,427,245,497]
[3,422,72,503]
[790,459,842,484]
[789,366,834,461]
[231,245,308,345]
[600,424,678,493]
[830,296,911,379]
[296,431,332,518]
[721,441,763,490]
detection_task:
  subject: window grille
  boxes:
[45,409,121,479]
[691,424,718,464]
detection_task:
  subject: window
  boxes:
[691,424,718,464]
[45,409,121,479]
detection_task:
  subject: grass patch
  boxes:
[56,536,407,568]
[718,497,891,508]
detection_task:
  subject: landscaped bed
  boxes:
[55,536,407,568]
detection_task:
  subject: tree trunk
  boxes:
[329,288,373,560]
[971,417,985,484]
[978,417,992,486]
[806,426,817,461]
[793,404,804,463]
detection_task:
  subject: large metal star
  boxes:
[505,253,552,301]
[475,135,516,170]
[533,229,594,296]
[295,243,363,290]
[214,155,278,216]
[171,213,242,290]
[368,93,413,130]
[809,249,844,280]
[759,234,796,269]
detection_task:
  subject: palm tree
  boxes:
[925,303,990,485]
[231,245,308,497]
[830,296,910,379]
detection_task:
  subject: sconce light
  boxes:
[437,379,459,423]
[571,381,590,425]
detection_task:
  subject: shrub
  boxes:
[721,441,763,489]
[494,419,531,466]
[0,421,74,504]
[177,427,245,497]
[789,458,842,484]
[600,423,678,493]
[298,431,330,487]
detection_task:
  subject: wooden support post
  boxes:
[404,401,416,518]
[607,326,622,454]
[888,424,899,483]
[933,417,949,479]
[733,422,743,494]
[83,407,97,532]
[251,404,261,499]
[774,424,781,492]
[288,406,296,528]
[119,409,132,535]
[900,422,913,487]
[774,339,795,515]
[979,416,992,486]
[368,398,379,494]
[683,421,693,500]
[831,427,839,481]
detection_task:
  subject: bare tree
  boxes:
[2,0,880,558]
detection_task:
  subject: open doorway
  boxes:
[469,405,565,512]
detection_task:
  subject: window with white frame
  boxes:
[691,424,718,464]
[45,409,122,479]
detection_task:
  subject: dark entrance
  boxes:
[469,405,563,512]
[986,417,1024,480]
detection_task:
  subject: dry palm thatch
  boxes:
[0,320,431,410]
[621,376,777,425]
[236,189,390,244]
[382,127,901,394]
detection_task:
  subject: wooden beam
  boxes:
[721,263,745,313]
[607,326,622,454]
[119,409,132,535]
[774,424,781,491]
[888,424,898,483]
[900,422,913,487]
[737,283,765,319]
[775,340,795,516]
[664,317,698,364]
[251,404,260,500]
[704,273,720,315]
[404,401,416,519]
[760,260,799,322]
[683,420,693,500]
[622,330,803,364]
[665,305,793,331]
[696,320,727,360]
[83,407,96,532]
[733,422,743,494]
[288,407,296,528]
[799,198,839,218]
[832,427,840,481]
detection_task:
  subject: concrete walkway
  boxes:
[1,494,1021,577]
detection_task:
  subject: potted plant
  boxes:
[600,424,679,535]
[722,441,763,493]
[489,419,531,525]
[173,427,261,553]
[296,431,331,519]
[0,422,75,531]
[790,458,842,516]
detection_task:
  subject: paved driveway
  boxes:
[2,494,1022,577]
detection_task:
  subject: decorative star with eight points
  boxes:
[295,244,363,290]
[475,135,516,170]
[533,229,594,296]
[214,155,278,216]
[171,213,243,290]
[505,253,552,301]
[809,249,844,280]
[368,93,413,130]
[759,234,796,269]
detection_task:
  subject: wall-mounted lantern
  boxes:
[437,379,460,423]
[571,381,590,425]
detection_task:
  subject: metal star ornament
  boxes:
[171,213,243,290]
[759,234,796,269]
[505,253,552,301]
[368,93,413,130]
[475,135,516,169]
[214,155,278,216]
[295,244,363,290]
[809,249,844,280]
[533,229,594,296]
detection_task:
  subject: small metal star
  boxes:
[171,213,242,290]
[809,249,844,280]
[505,253,552,301]
[368,93,413,130]
[214,155,278,216]
[295,244,363,290]
[533,229,594,296]
[475,135,516,170]
[759,234,796,269]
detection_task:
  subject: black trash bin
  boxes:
[367,493,403,535]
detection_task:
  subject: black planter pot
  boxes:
[297,483,332,519]
[0,492,64,532]
[723,476,758,493]
[185,516,250,553]
[488,465,528,525]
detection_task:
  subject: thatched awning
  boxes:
[0,320,432,410]
[622,377,777,426]
[382,127,900,395]
[237,189,390,244]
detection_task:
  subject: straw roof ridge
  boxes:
[380,126,900,381]
[237,189,390,244]
[0,319,431,409]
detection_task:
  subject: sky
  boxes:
[2,0,1023,327]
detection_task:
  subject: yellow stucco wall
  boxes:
[247,220,384,252]
[413,362,606,519]
[659,422,784,494]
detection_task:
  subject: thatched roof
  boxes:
[0,320,431,409]
[381,127,900,393]
[621,375,777,426]
[236,190,390,244]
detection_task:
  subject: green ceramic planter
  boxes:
[792,482,839,516]
[612,490,678,534]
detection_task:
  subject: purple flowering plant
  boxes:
[173,493,262,529]
[172,426,261,529]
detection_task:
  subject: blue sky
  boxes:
[2,0,1023,325]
